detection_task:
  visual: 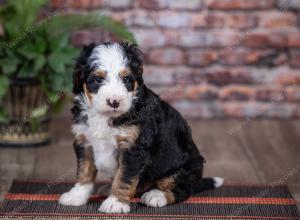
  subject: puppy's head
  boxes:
[73,42,143,117]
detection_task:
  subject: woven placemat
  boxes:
[0,180,299,219]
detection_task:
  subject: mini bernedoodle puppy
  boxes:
[59,42,224,213]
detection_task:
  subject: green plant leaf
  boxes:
[49,34,69,52]
[29,116,39,131]
[18,63,35,78]
[60,46,80,59]
[52,75,65,91]
[33,55,46,72]
[2,0,48,40]
[0,58,19,75]
[48,52,66,74]
[0,75,9,99]
[18,37,46,59]
[0,107,8,123]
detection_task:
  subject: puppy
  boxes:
[59,42,223,213]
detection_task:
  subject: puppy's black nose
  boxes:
[106,99,120,109]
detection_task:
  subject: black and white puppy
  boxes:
[59,42,223,213]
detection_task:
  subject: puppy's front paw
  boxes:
[58,183,93,206]
[99,195,130,213]
[141,189,167,207]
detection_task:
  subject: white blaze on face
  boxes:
[88,43,134,116]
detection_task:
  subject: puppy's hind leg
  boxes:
[59,141,97,206]
[141,175,176,208]
[141,169,224,207]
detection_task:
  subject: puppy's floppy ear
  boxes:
[73,43,95,94]
[120,42,144,79]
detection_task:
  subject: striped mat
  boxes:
[0,180,299,219]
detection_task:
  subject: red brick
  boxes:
[191,14,224,28]
[132,28,166,48]
[143,65,175,85]
[226,14,257,29]
[51,0,103,8]
[71,31,93,46]
[147,48,185,65]
[219,50,247,65]
[90,0,102,7]
[186,50,218,66]
[223,102,251,118]
[263,103,298,118]
[69,0,92,8]
[71,29,118,46]
[191,13,257,29]
[152,86,185,101]
[130,10,155,27]
[244,31,287,48]
[286,87,300,102]
[185,85,219,101]
[136,0,157,9]
[204,68,253,86]
[164,30,181,46]
[258,12,297,28]
[220,102,298,119]
[244,32,270,48]
[157,11,190,28]
[219,86,254,101]
[137,0,202,10]
[51,0,64,7]
[171,101,221,119]
[287,31,300,47]
[245,30,300,49]
[173,67,202,85]
[278,0,300,11]
[290,51,300,67]
[108,11,133,26]
[180,30,241,48]
[254,86,287,102]
[163,86,185,101]
[219,49,288,66]
[267,32,288,48]
[205,0,275,10]
[275,73,300,85]
[244,50,288,67]
[102,0,132,8]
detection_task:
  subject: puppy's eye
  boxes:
[95,76,104,84]
[123,76,131,83]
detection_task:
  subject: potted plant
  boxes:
[0,0,135,147]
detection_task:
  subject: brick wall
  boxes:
[52,0,300,119]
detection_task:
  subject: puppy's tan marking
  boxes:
[94,70,107,78]
[115,125,140,149]
[157,176,176,191]
[78,146,97,184]
[132,81,138,97]
[77,134,87,144]
[83,83,92,102]
[111,125,140,203]
[163,190,176,204]
[119,68,130,78]
[133,81,138,91]
[111,162,139,204]
[157,176,176,204]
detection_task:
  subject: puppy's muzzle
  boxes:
[106,99,120,109]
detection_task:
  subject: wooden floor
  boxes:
[0,114,299,213]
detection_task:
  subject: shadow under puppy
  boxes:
[59,42,224,213]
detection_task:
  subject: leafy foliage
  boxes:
[0,0,136,123]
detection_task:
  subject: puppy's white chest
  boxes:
[72,113,121,178]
